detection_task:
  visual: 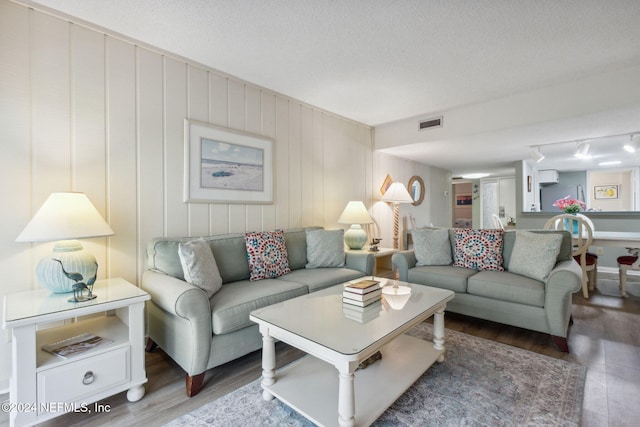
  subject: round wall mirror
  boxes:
[408,176,425,206]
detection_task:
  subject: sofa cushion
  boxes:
[210,279,308,335]
[178,238,223,298]
[413,229,453,266]
[508,231,563,282]
[453,229,504,271]
[279,267,364,292]
[284,227,322,270]
[407,265,478,293]
[467,271,545,307]
[502,229,572,265]
[305,228,345,268]
[245,230,291,281]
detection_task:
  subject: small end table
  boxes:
[2,278,150,427]
[348,247,398,278]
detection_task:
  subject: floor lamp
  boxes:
[381,182,414,249]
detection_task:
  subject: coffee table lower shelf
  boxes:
[263,333,442,427]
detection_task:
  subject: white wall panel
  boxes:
[164,58,188,237]
[275,97,290,228]
[288,102,302,228]
[300,106,314,226]
[207,73,230,234]
[187,65,212,236]
[261,92,277,230]
[106,37,137,283]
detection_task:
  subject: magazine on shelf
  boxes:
[344,279,381,294]
[42,333,113,359]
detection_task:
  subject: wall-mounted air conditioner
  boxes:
[538,169,559,184]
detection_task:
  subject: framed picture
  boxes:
[380,174,393,195]
[184,119,274,204]
[456,194,472,206]
[594,185,618,200]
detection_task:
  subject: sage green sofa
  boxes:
[392,229,582,352]
[141,227,374,396]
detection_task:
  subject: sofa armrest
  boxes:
[544,260,582,337]
[392,251,417,281]
[345,251,375,275]
[141,270,212,321]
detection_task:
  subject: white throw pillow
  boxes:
[305,229,345,268]
[178,238,223,298]
[508,231,563,282]
[413,229,453,266]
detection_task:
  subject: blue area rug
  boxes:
[166,323,585,426]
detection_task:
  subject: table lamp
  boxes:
[381,182,414,249]
[338,201,374,249]
[16,192,114,301]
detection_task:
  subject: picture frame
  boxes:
[456,193,472,206]
[184,119,274,204]
[380,174,393,195]
[594,184,618,200]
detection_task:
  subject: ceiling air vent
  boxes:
[418,116,443,131]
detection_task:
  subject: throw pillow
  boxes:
[305,229,345,268]
[178,238,223,298]
[245,230,291,281]
[508,231,563,282]
[453,229,504,271]
[413,229,452,266]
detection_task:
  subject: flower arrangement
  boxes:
[552,195,586,214]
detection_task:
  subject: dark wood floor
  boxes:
[2,273,638,426]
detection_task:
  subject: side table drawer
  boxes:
[37,346,130,407]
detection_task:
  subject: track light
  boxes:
[624,134,639,153]
[530,148,545,163]
[574,142,590,158]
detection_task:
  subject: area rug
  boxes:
[166,323,586,426]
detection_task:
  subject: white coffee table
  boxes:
[249,278,454,427]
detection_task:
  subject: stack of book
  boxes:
[342,279,382,307]
[342,301,381,323]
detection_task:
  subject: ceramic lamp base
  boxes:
[36,240,98,293]
[344,224,368,250]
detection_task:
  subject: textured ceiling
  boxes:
[31,0,640,175]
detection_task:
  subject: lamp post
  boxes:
[381,182,414,249]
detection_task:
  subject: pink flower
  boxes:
[552,195,586,214]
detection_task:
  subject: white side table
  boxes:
[348,247,398,278]
[2,278,150,427]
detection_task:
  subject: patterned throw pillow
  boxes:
[245,230,291,281]
[453,229,504,271]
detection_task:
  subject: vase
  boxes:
[563,216,579,234]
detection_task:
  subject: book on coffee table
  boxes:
[343,287,382,302]
[342,300,382,323]
[342,294,381,307]
[344,279,380,294]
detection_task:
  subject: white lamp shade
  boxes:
[16,192,114,242]
[381,182,414,204]
[337,201,373,225]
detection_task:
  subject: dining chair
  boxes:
[576,213,598,288]
[491,214,504,230]
[544,214,595,298]
[617,247,640,297]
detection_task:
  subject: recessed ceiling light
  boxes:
[574,142,590,158]
[598,161,622,166]
[461,173,490,179]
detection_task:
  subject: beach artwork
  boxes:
[200,139,264,191]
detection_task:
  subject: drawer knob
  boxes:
[83,371,95,385]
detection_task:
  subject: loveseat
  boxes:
[392,228,582,352]
[141,226,374,396]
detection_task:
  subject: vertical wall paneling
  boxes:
[70,24,109,278]
[163,57,189,237]
[187,65,211,236]
[136,48,164,278]
[312,109,325,226]
[227,80,247,232]
[274,97,290,227]
[300,106,314,225]
[106,37,137,283]
[245,85,263,229]
[207,73,230,234]
[288,102,302,228]
[261,92,277,230]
